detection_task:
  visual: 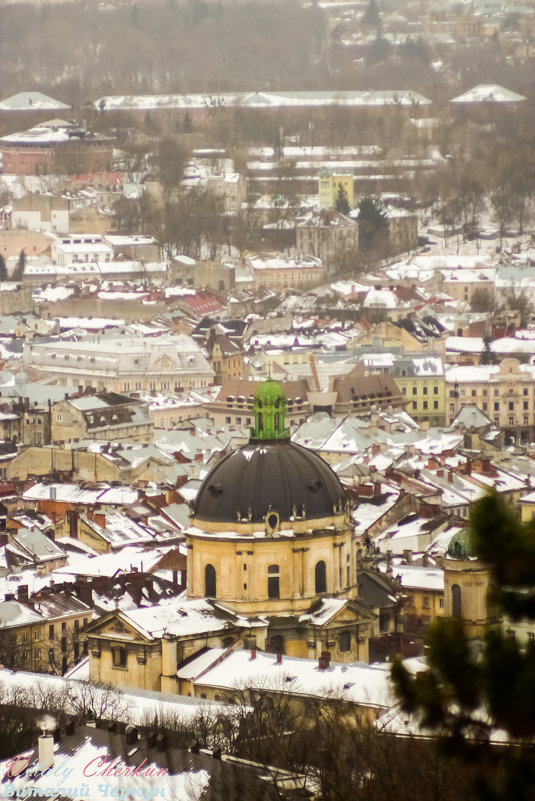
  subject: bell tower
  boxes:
[250,377,290,441]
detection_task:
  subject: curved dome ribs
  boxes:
[193,441,346,525]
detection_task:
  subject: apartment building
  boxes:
[22,334,215,392]
[446,358,535,443]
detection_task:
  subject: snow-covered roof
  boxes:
[0,92,70,111]
[178,648,394,709]
[94,89,431,112]
[450,84,526,104]
[382,563,444,592]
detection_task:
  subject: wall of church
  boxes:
[441,558,496,638]
[187,527,357,616]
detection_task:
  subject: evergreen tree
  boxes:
[0,254,7,282]
[358,196,389,252]
[12,249,26,281]
[362,0,380,29]
[392,492,535,801]
[334,183,351,215]
[479,336,498,365]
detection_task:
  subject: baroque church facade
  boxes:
[87,379,378,693]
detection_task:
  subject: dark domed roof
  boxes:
[447,529,476,560]
[193,440,346,524]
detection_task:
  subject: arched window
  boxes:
[451,584,462,617]
[379,613,391,633]
[315,560,327,594]
[205,564,216,598]
[268,565,280,599]
[339,631,351,652]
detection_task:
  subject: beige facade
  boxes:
[207,378,311,430]
[50,396,153,445]
[22,335,215,393]
[0,284,34,315]
[248,254,324,292]
[6,446,125,483]
[439,554,497,639]
[87,608,265,693]
[0,593,91,675]
[169,258,235,293]
[446,359,535,441]
[296,210,358,265]
[355,320,446,355]
[206,331,244,386]
[387,212,418,255]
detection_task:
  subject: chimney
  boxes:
[250,648,257,660]
[276,652,283,665]
[373,481,381,496]
[318,651,331,670]
[4,593,14,601]
[448,470,454,483]
[403,549,413,564]
[94,512,106,529]
[38,734,54,770]
[0,533,8,547]
[125,725,138,745]
[76,580,92,607]
[148,732,158,749]
[17,585,28,602]
[156,734,167,752]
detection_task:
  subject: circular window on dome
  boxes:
[265,511,279,532]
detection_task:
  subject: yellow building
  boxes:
[50,394,153,445]
[318,171,354,210]
[391,356,446,425]
[355,320,446,356]
[446,358,535,442]
[519,491,535,524]
[206,328,244,386]
[0,588,91,675]
[436,530,498,640]
[393,564,445,634]
[248,254,324,292]
[87,378,378,693]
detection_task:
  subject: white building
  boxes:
[51,234,113,265]
[23,334,215,392]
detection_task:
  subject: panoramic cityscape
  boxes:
[0,0,534,797]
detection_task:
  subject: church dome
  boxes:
[193,378,346,525]
[193,440,346,524]
[447,529,476,560]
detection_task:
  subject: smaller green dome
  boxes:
[447,529,476,560]
[250,378,290,441]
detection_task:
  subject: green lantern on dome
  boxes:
[250,378,290,441]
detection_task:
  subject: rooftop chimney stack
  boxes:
[318,651,331,670]
[276,652,283,665]
[38,734,54,771]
